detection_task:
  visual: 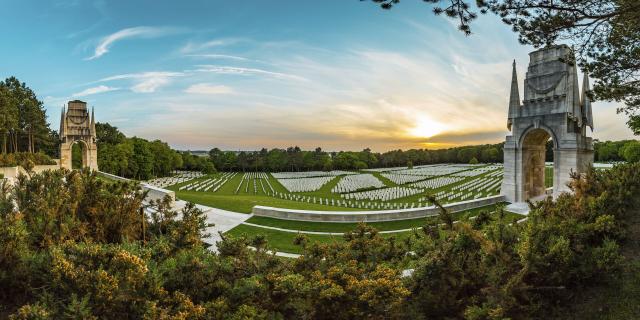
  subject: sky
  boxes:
[0,0,634,152]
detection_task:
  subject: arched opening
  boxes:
[521,128,554,200]
[545,139,554,189]
[71,141,89,169]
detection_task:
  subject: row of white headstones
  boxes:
[235,172,276,195]
[179,172,237,192]
[273,164,483,194]
[272,191,434,210]
[270,164,504,203]
[146,171,205,188]
[331,173,386,193]
[431,175,503,202]
[271,170,355,179]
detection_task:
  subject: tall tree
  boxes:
[0,85,18,154]
[0,77,52,153]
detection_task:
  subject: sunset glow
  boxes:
[408,116,449,139]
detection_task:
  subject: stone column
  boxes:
[501,136,518,203]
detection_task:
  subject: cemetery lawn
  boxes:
[168,164,504,213]
[175,192,360,213]
[167,173,361,213]
[545,166,553,188]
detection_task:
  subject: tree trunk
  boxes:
[8,131,14,153]
[28,129,33,153]
[13,132,18,153]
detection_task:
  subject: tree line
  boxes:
[208,144,504,172]
[594,139,640,163]
[1,162,639,318]
[207,139,640,173]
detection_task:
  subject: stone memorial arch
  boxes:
[501,45,594,203]
[59,100,99,171]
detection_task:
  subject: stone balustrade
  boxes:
[252,195,505,222]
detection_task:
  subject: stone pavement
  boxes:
[504,202,531,215]
[172,200,252,252]
[504,193,552,216]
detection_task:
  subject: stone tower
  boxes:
[501,45,593,203]
[59,100,99,171]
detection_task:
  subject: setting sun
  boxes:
[408,115,449,138]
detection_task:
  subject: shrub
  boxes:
[0,152,56,167]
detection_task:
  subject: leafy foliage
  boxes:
[209,143,504,172]
[96,123,188,180]
[0,152,56,167]
[619,140,640,162]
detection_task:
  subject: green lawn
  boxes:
[227,206,523,254]
[545,166,553,188]
[226,223,417,254]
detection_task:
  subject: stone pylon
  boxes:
[59,100,99,171]
[501,45,594,203]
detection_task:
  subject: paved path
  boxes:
[505,194,551,215]
[248,246,301,258]
[172,200,252,252]
[505,202,531,215]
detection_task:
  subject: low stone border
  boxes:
[252,195,505,222]
[98,171,176,202]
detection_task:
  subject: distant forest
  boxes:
[205,139,639,173]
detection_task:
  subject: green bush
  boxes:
[620,140,640,162]
[0,152,56,167]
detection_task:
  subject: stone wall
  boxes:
[0,164,61,181]
[142,183,176,203]
[252,195,505,222]
[97,171,175,203]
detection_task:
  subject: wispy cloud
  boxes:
[98,71,184,82]
[185,54,249,61]
[184,83,234,95]
[99,71,184,93]
[86,26,184,60]
[194,65,308,82]
[72,85,119,97]
[179,38,244,54]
